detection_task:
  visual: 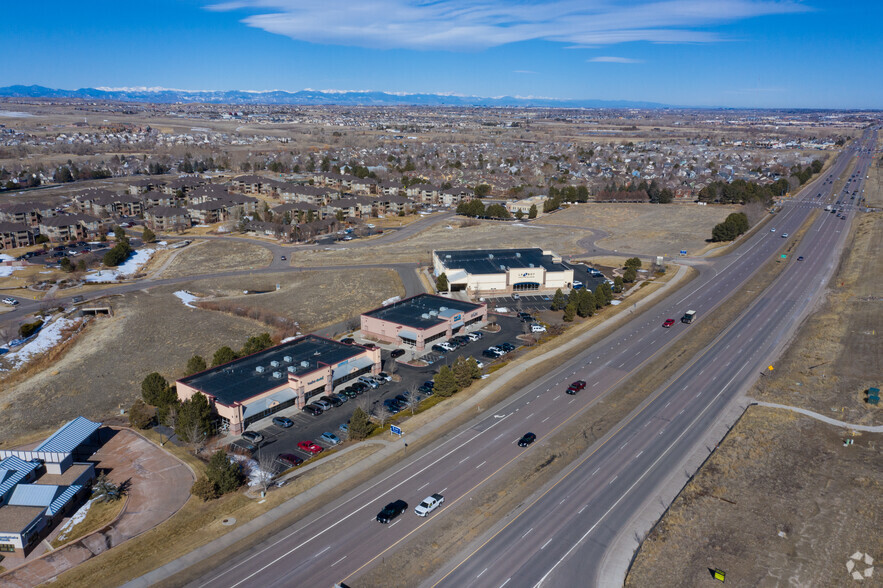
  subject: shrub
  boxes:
[348,407,374,441]
[191,477,219,501]
[206,451,244,494]
[128,399,154,429]
[18,319,44,338]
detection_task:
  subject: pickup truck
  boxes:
[414,493,445,516]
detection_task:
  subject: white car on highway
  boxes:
[2,297,18,306]
[414,493,444,516]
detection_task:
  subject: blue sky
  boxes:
[5,0,881,108]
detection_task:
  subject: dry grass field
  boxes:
[535,202,744,256]
[292,219,585,266]
[159,239,273,278]
[626,407,882,588]
[0,289,263,446]
[178,269,404,333]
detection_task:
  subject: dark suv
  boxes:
[376,500,408,523]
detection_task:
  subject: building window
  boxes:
[243,396,298,428]
[425,331,445,344]
[0,544,15,552]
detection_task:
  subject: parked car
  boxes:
[797,256,804,261]
[466,331,483,341]
[390,348,406,358]
[339,422,349,433]
[376,372,392,383]
[321,395,343,408]
[530,323,547,333]
[302,404,323,416]
[358,376,379,388]
[395,394,411,405]
[376,500,408,523]
[332,393,349,404]
[438,341,457,352]
[320,432,341,445]
[297,441,324,454]
[499,342,516,352]
[276,453,303,467]
[342,387,359,399]
[417,384,434,395]
[782,233,789,238]
[662,318,676,328]
[229,440,257,455]
[431,344,448,354]
[340,337,355,345]
[352,382,369,393]
[272,416,294,428]
[313,399,333,410]
[241,431,264,445]
[517,432,537,447]
[414,493,445,517]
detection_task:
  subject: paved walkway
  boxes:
[0,428,194,588]
[125,263,693,587]
[750,400,883,432]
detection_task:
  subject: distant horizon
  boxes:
[1,84,880,111]
[5,1,882,110]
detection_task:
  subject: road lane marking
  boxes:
[418,482,429,491]
[476,461,487,469]
[591,468,600,476]
[331,556,346,567]
[477,568,488,579]
[500,579,511,588]
[541,537,554,550]
[608,475,618,485]
[459,456,470,464]
[635,451,643,458]
[315,546,331,557]
[521,528,533,539]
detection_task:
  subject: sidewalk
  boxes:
[749,400,883,432]
[125,264,692,587]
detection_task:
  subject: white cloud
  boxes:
[207,0,808,51]
[589,56,644,63]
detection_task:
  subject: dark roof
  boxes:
[39,213,100,227]
[435,248,568,275]
[272,202,320,213]
[147,206,189,217]
[179,335,369,405]
[232,174,266,184]
[0,221,31,232]
[362,293,483,330]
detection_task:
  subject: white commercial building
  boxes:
[433,248,575,296]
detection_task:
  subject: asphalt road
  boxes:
[426,130,879,588]
[165,132,877,588]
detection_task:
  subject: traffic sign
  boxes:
[390,425,403,436]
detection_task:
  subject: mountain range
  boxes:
[0,85,670,109]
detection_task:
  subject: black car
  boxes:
[395,394,410,405]
[376,500,408,523]
[302,404,323,416]
[272,416,294,428]
[431,344,447,353]
[517,432,537,447]
[340,337,355,345]
[417,384,434,395]
[352,382,369,393]
[390,348,406,358]
[321,395,343,408]
[499,342,516,352]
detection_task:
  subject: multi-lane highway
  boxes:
[151,130,876,588]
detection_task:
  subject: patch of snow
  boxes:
[0,254,16,262]
[0,265,25,277]
[2,316,81,369]
[84,248,154,282]
[229,454,274,488]
[54,498,96,542]
[173,290,199,308]
[610,299,622,305]
[280,336,298,343]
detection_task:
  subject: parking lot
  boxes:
[233,315,522,473]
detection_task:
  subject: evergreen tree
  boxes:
[141,372,168,406]
[348,407,374,441]
[212,346,237,367]
[528,204,538,219]
[176,393,212,442]
[433,365,459,397]
[613,276,624,293]
[186,355,207,375]
[141,227,156,243]
[241,333,273,356]
[550,288,566,311]
[435,272,449,292]
[623,267,637,283]
[205,451,244,494]
[577,289,595,318]
[563,302,577,322]
[452,357,473,389]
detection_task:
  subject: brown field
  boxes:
[0,289,264,446]
[752,211,882,425]
[159,239,273,278]
[178,269,404,333]
[534,202,744,256]
[292,219,586,266]
[626,408,882,588]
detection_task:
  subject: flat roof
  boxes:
[363,294,483,330]
[435,248,569,275]
[33,463,93,487]
[178,335,368,406]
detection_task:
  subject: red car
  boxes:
[569,380,586,391]
[276,453,303,467]
[297,441,324,454]
[662,319,676,328]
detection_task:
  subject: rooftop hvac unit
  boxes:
[421,313,431,319]
[500,265,506,271]
[528,263,534,268]
[488,253,494,259]
[429,310,438,316]
[270,360,280,367]
[445,254,451,259]
[515,252,521,258]
[255,366,265,373]
[439,306,447,311]
[287,366,296,373]
[283,355,292,363]
[300,360,310,368]
[272,371,283,379]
